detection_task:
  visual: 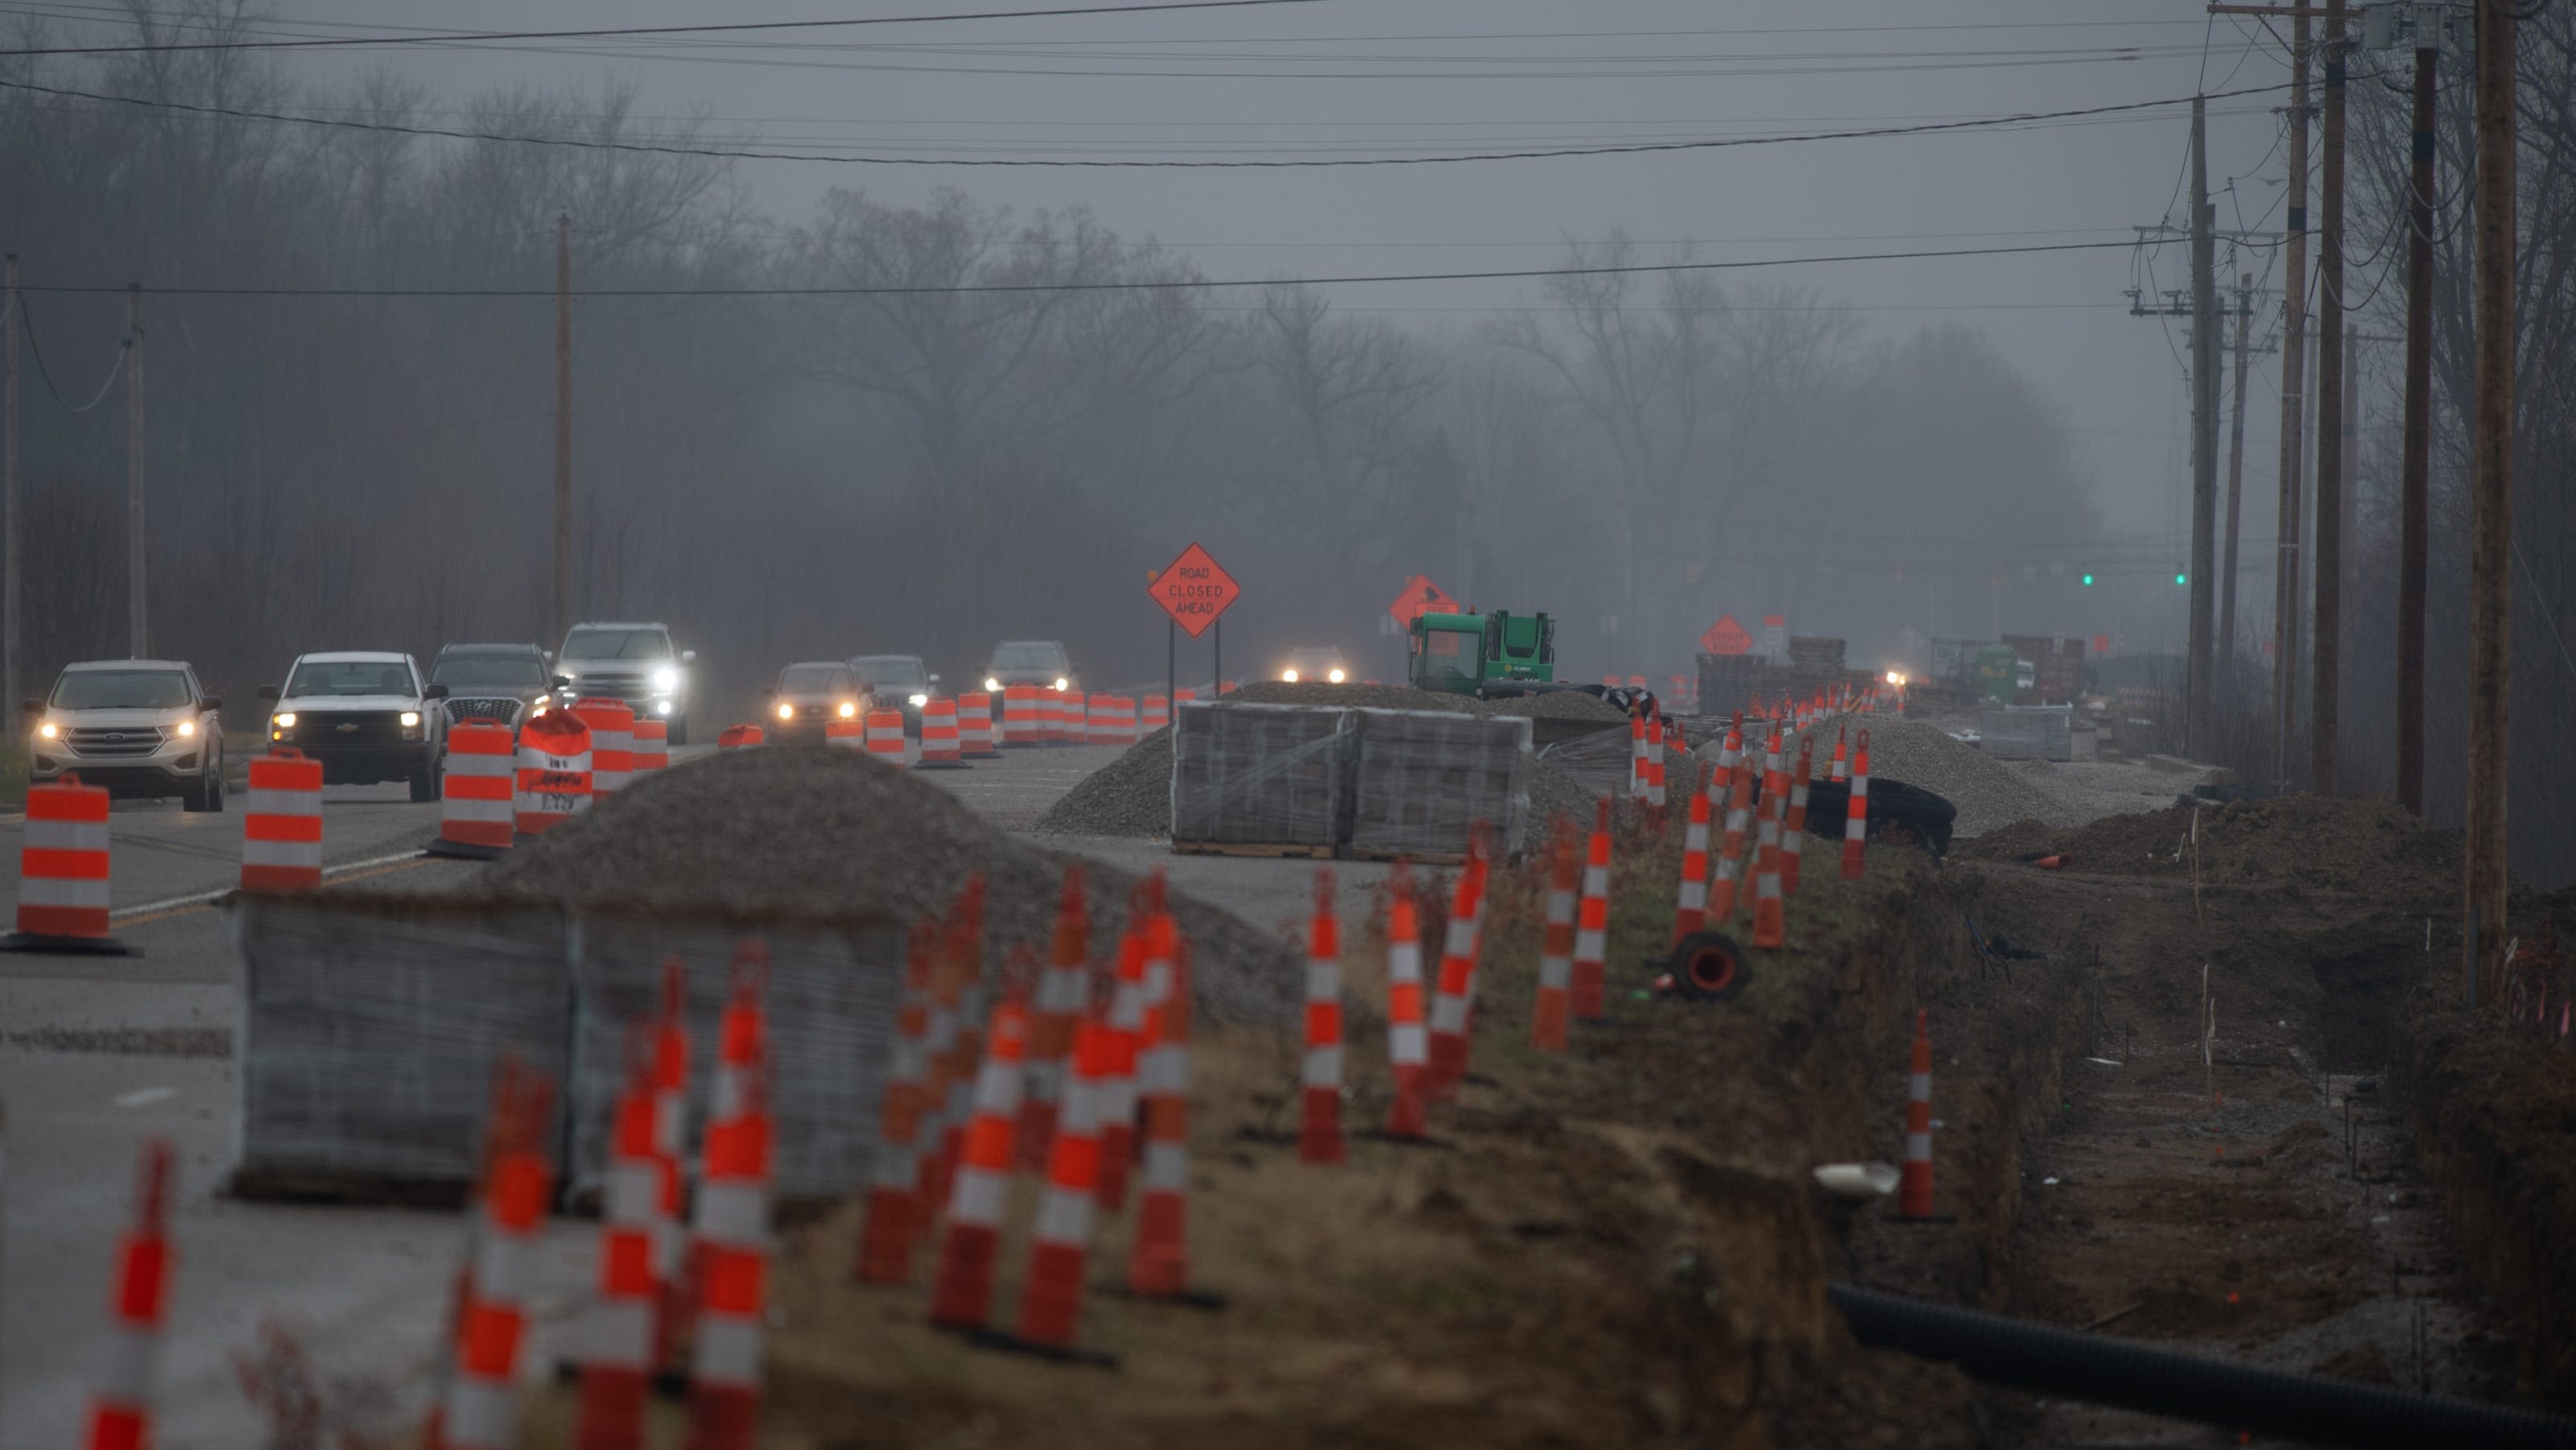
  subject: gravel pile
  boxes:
[1035,684,1628,843]
[1699,716,2070,839]
[485,743,1299,1025]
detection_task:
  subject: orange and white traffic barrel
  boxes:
[84,1138,171,1450]
[1782,738,1814,896]
[864,709,909,770]
[514,712,592,838]
[1030,688,1058,746]
[1900,1010,1934,1218]
[1057,688,1084,746]
[1001,686,1040,747]
[572,698,634,800]
[825,716,865,750]
[1381,869,1431,1139]
[857,923,936,1285]
[441,1066,555,1450]
[956,693,1000,757]
[1141,694,1170,732]
[241,747,324,891]
[689,956,773,1450]
[1424,842,1488,1097]
[1085,693,1115,746]
[577,1045,663,1450]
[629,718,668,775]
[4,775,124,953]
[1300,868,1345,1163]
[1174,688,1196,704]
[1018,866,1089,1170]
[1572,798,1612,1020]
[1533,825,1578,1052]
[716,723,763,749]
[1842,730,1872,880]
[930,989,1027,1331]
[919,699,965,768]
[1018,1004,1111,1349]
[1128,929,1193,1298]
[1118,697,1141,746]
[430,723,514,859]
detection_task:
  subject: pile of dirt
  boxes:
[1955,793,2462,903]
[1033,684,1624,841]
[483,742,1300,1024]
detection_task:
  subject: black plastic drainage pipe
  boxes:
[1829,1283,2576,1449]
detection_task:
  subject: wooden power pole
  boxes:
[126,282,145,659]
[2219,271,2254,694]
[554,213,574,650]
[2310,0,2348,795]
[2272,9,2311,795]
[3,254,16,739]
[2467,0,2516,1003]
[2396,31,2438,816]
[2187,96,2219,762]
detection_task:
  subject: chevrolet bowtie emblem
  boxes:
[336,722,359,733]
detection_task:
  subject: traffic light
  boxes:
[2081,572,2095,586]
[2174,571,2188,586]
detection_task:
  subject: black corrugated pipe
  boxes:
[1829,1283,2576,1449]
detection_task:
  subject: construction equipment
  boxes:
[1407,609,1569,699]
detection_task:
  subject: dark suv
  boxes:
[430,643,563,732]
[258,651,448,800]
[555,622,693,746]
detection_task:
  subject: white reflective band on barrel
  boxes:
[1302,1043,1343,1086]
[1757,873,1781,901]
[1428,993,1468,1035]
[24,819,109,852]
[1037,1184,1093,1244]
[1538,952,1571,990]
[473,1230,538,1302]
[94,1321,159,1402]
[693,1314,763,1388]
[242,838,324,868]
[446,797,514,823]
[1141,952,1173,1010]
[1141,1142,1188,1192]
[1678,879,1706,910]
[1443,916,1475,959]
[245,789,320,818]
[1305,960,1337,1002]
[712,1064,749,1124]
[951,1165,1007,1226]
[1061,1076,1106,1138]
[654,1091,684,1158]
[1685,820,1708,850]
[584,1296,653,1369]
[1911,1072,1931,1100]
[1108,981,1146,1034]
[446,1378,517,1450]
[448,751,513,776]
[606,1163,659,1225]
[1390,1021,1427,1064]
[696,1181,769,1250]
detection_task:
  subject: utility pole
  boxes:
[2310,0,2347,795]
[2219,272,2255,696]
[126,282,145,659]
[2467,0,2515,1004]
[2273,10,2310,795]
[554,213,573,650]
[2396,23,2438,817]
[2186,96,2219,762]
[3,255,17,738]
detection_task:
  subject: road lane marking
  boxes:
[114,1086,175,1108]
[108,849,443,923]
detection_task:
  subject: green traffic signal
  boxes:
[2081,572,2095,586]
[2174,572,2188,585]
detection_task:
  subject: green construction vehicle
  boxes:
[1407,609,1562,697]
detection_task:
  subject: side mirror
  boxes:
[928,673,942,685]
[258,684,280,702]
[680,650,697,665]
[19,699,39,714]
[200,696,222,713]
[423,684,449,700]
[540,649,554,662]
[552,675,572,690]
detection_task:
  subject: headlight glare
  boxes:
[650,666,680,693]
[37,721,56,739]
[177,720,196,737]
[1282,669,1299,683]
[400,711,421,728]
[837,700,857,719]
[778,702,797,721]
[273,712,297,728]
[983,676,1002,693]
[907,692,929,708]
[1053,677,1069,692]
[1327,668,1347,684]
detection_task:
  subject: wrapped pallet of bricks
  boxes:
[1980,704,2074,762]
[1170,700,1347,856]
[567,905,906,1204]
[230,890,572,1200]
[1344,707,1531,863]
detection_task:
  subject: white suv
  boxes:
[23,660,226,811]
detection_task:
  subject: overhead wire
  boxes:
[16,296,126,412]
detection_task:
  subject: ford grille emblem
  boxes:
[105,733,125,742]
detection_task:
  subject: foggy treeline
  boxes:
[0,2,2097,717]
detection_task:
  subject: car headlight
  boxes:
[835,700,857,719]
[654,700,672,715]
[1282,668,1299,683]
[650,666,679,693]
[37,720,57,739]
[778,702,797,721]
[272,712,297,728]
[400,711,421,728]
[530,697,549,716]
[176,720,196,737]
[984,676,1002,693]
[1053,677,1069,692]
[907,692,929,708]
[1327,668,1346,684]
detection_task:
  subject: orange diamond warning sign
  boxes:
[1389,575,1461,625]
[1150,543,1240,638]
[1700,614,1754,655]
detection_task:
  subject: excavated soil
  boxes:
[1957,793,2465,908]
[482,742,1302,1025]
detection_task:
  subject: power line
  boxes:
[15,237,2270,301]
[0,0,1344,59]
[16,296,126,412]
[0,77,2291,169]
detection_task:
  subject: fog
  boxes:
[1,1,2569,876]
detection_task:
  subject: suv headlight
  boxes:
[907,692,928,708]
[1053,676,1069,692]
[650,665,680,693]
[400,711,421,728]
[176,719,196,737]
[984,676,1002,693]
[37,720,57,739]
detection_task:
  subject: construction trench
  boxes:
[467,757,2575,1448]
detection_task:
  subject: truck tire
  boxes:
[409,754,441,803]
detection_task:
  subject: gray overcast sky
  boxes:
[264,0,2303,598]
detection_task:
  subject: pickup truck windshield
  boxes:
[287,661,415,697]
[563,629,671,661]
[990,643,1064,671]
[52,670,192,709]
[433,656,548,688]
[852,656,928,688]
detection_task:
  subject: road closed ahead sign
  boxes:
[1150,542,1240,638]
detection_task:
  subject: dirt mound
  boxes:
[1954,793,2461,903]
[484,742,1299,1024]
[1032,728,1174,837]
[1224,679,1626,721]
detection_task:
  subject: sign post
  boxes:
[1150,543,1241,696]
